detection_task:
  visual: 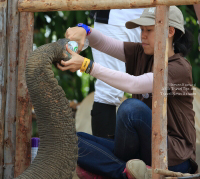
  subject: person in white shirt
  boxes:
[89,9,143,138]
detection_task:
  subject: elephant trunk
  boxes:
[16,39,78,179]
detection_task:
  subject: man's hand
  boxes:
[65,27,87,54]
[57,44,84,72]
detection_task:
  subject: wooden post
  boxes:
[14,12,34,178]
[17,0,200,12]
[152,5,169,179]
[155,168,191,177]
[0,0,7,178]
[165,174,200,179]
[0,1,198,179]
[4,0,19,178]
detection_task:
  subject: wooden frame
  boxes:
[3,0,20,178]
[0,1,7,178]
[0,0,199,178]
[14,12,34,178]
[152,5,169,179]
[17,0,200,12]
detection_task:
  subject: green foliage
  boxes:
[32,7,199,137]
[33,6,200,104]
[178,5,200,88]
[34,11,95,102]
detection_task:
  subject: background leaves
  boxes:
[179,5,200,87]
[33,6,200,102]
[34,10,95,102]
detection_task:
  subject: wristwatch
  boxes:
[77,23,91,36]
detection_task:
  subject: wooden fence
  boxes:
[0,0,199,179]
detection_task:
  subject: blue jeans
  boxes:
[77,98,191,179]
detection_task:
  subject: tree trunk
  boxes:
[18,0,200,12]
[0,0,7,178]
[14,12,34,178]
[152,5,169,179]
[4,0,19,178]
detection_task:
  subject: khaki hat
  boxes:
[126,6,185,34]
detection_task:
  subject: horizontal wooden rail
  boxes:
[165,174,200,179]
[18,0,200,12]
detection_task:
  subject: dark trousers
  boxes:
[78,99,191,179]
[91,101,116,138]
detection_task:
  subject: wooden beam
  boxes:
[0,0,7,178]
[4,0,19,178]
[18,0,200,12]
[155,169,191,177]
[165,174,200,179]
[14,12,34,178]
[152,5,169,179]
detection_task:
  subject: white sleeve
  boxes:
[90,63,153,94]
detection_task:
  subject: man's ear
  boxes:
[169,26,175,38]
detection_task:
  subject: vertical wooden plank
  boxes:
[152,5,169,179]
[4,0,19,178]
[0,0,7,178]
[14,12,34,178]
